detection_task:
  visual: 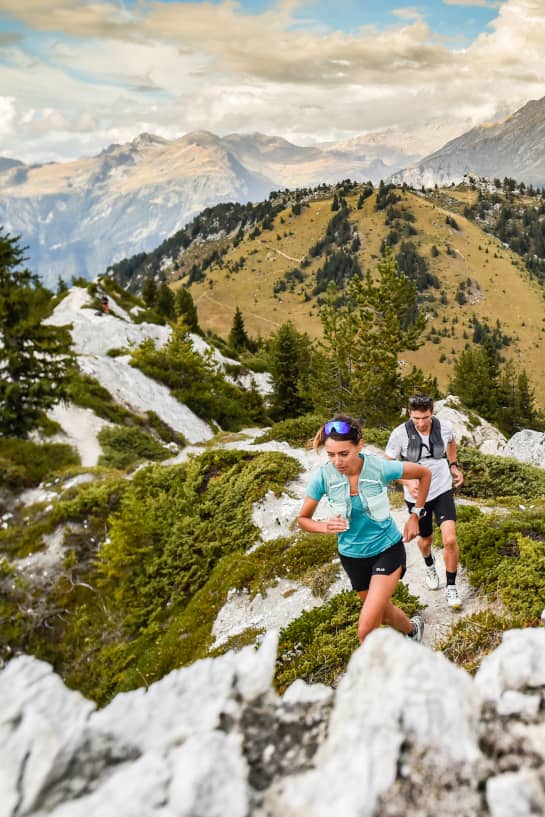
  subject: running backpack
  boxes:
[321,454,390,522]
[402,416,445,462]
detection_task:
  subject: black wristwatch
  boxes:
[410,507,426,519]
[449,461,461,470]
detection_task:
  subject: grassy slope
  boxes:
[173,186,545,405]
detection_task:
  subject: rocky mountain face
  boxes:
[2,627,545,817]
[391,95,545,189]
[0,131,415,289]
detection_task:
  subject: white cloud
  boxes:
[0,0,544,163]
[0,97,17,137]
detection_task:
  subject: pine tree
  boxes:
[175,286,199,332]
[142,274,157,307]
[449,346,496,421]
[269,322,313,421]
[155,283,176,320]
[0,230,75,437]
[310,251,431,424]
[228,306,250,351]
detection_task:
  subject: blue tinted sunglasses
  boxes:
[324,420,353,436]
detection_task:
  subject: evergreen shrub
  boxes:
[98,426,171,469]
[455,505,545,622]
[458,447,545,500]
[274,582,422,692]
[0,438,80,489]
[13,450,302,703]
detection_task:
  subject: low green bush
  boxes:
[4,450,302,703]
[66,372,136,425]
[274,581,422,692]
[131,333,269,430]
[436,609,514,674]
[458,447,545,500]
[97,426,170,469]
[454,505,545,625]
[0,438,80,489]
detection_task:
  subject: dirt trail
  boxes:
[389,507,489,648]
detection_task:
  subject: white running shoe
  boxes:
[424,555,440,590]
[446,585,462,610]
[409,615,424,643]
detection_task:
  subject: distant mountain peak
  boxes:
[391,94,545,188]
[131,132,169,149]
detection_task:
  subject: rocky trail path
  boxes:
[168,431,492,651]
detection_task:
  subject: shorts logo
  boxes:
[375,567,386,572]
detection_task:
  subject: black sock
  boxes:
[424,554,434,567]
[446,571,457,586]
[408,623,416,638]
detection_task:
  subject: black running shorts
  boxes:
[339,538,406,592]
[406,489,457,538]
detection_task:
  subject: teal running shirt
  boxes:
[306,456,403,558]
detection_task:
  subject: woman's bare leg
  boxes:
[356,569,413,643]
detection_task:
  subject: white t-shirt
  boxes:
[385,417,455,502]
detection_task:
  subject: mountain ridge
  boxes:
[391,95,545,188]
[0,129,422,287]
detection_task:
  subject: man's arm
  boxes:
[446,439,464,488]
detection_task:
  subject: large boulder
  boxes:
[435,395,507,455]
[501,429,545,470]
[2,628,545,817]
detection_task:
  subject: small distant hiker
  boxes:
[297,414,431,645]
[100,295,109,315]
[385,394,464,610]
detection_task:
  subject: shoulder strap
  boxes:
[403,419,422,462]
[429,416,446,459]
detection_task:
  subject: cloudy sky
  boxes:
[1,0,544,165]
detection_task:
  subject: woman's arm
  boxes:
[297,496,348,534]
[401,462,431,507]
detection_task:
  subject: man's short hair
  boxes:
[408,394,433,411]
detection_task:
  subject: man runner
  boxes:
[385,394,464,609]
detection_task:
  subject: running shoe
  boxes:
[446,585,462,610]
[409,614,424,643]
[424,554,440,590]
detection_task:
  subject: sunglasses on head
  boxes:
[324,419,354,436]
[408,395,432,409]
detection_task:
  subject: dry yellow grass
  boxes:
[172,186,545,406]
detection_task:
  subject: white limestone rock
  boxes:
[501,429,545,470]
[89,631,279,752]
[0,656,95,817]
[168,732,249,817]
[475,628,545,704]
[266,628,481,817]
[486,769,545,817]
[435,395,507,454]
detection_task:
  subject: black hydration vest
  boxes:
[402,416,446,462]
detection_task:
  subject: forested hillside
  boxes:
[107,179,545,411]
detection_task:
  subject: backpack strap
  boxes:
[402,419,422,462]
[402,417,446,461]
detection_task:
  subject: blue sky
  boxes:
[0,0,543,164]
[216,0,498,40]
